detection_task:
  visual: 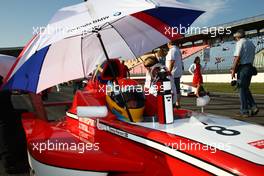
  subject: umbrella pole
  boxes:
[96,33,134,122]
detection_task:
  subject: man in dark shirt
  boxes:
[0,76,29,174]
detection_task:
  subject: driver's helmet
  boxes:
[106,78,145,122]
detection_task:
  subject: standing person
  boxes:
[0,76,29,174]
[165,41,183,108]
[155,48,167,66]
[188,56,207,97]
[231,29,259,117]
[143,56,160,94]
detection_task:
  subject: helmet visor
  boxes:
[112,92,145,109]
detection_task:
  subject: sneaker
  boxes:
[235,113,249,118]
[251,107,259,116]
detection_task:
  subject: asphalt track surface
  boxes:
[1,86,263,175]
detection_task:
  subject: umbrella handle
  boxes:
[96,32,134,122]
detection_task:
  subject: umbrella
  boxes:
[4,0,203,93]
[0,54,16,78]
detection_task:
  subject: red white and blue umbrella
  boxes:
[3,0,203,93]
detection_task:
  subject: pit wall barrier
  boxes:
[181,73,264,83]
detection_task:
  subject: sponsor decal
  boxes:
[67,16,110,34]
[248,140,264,149]
[79,117,96,127]
[79,131,95,143]
[79,123,95,135]
[107,127,128,138]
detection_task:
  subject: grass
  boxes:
[203,83,264,94]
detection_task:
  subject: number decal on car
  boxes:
[205,126,240,136]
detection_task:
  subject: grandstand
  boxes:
[183,35,264,74]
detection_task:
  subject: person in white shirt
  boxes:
[231,29,258,117]
[165,42,183,108]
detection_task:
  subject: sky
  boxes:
[0,0,263,47]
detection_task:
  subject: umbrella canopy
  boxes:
[4,0,203,93]
[0,54,16,78]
